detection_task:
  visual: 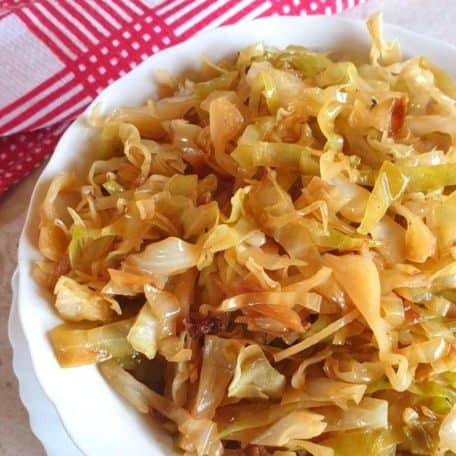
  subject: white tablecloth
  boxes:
[1,1,455,454]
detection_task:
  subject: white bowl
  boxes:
[15,15,456,455]
[9,271,83,455]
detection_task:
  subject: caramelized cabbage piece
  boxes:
[50,319,134,367]
[39,173,79,262]
[322,397,389,432]
[99,360,223,455]
[358,161,409,235]
[251,410,327,446]
[54,276,118,322]
[192,336,241,420]
[123,237,201,276]
[37,12,456,455]
[283,378,367,409]
[228,344,285,399]
[322,429,396,456]
[127,285,180,359]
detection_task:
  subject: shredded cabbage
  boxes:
[228,344,285,399]
[50,319,134,367]
[128,284,180,359]
[36,14,456,454]
[251,410,327,446]
[192,335,241,420]
[54,275,119,322]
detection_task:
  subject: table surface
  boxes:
[1,1,456,454]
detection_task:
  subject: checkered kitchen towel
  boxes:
[0,0,365,195]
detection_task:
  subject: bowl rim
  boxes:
[14,14,456,455]
[9,270,84,455]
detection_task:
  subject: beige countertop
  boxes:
[1,1,456,454]
[1,167,46,456]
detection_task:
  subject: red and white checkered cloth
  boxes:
[0,0,364,195]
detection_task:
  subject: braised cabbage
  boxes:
[36,13,456,455]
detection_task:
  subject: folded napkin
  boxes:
[0,0,364,195]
